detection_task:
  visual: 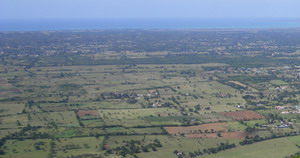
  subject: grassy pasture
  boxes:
[202,135,300,158]
[1,62,298,158]
[36,127,106,138]
[0,103,25,116]
[53,137,104,157]
[269,79,288,85]
[2,139,51,158]
[29,111,79,127]
[105,135,238,158]
[195,113,231,123]
[0,114,28,129]
[98,108,185,127]
[0,128,21,138]
[105,127,164,135]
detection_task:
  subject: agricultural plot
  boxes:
[1,139,51,158]
[158,80,246,112]
[164,123,229,135]
[220,110,265,121]
[98,108,187,127]
[165,122,248,139]
[0,103,25,116]
[105,127,164,135]
[186,131,253,139]
[80,119,106,127]
[24,127,106,138]
[196,113,232,123]
[1,52,300,158]
[0,114,28,129]
[105,135,239,158]
[0,128,21,139]
[53,137,104,157]
[77,110,99,119]
[243,120,268,128]
[165,122,246,134]
[0,78,23,100]
[202,135,300,158]
[29,111,79,127]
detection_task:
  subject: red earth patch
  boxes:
[77,110,99,117]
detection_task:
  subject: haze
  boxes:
[1,0,300,20]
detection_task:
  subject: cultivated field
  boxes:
[1,44,300,158]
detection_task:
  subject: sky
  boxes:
[0,0,300,20]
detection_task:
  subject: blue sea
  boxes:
[1,18,300,31]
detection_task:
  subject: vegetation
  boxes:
[2,29,300,157]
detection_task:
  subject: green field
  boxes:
[2,139,51,158]
[1,47,300,158]
[54,137,104,157]
[202,135,300,158]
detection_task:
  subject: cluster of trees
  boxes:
[161,102,174,108]
[0,127,36,155]
[169,96,180,105]
[174,142,236,158]
[68,154,104,158]
[0,136,7,155]
[97,92,139,104]
[240,132,298,146]
[104,139,162,157]
[286,153,300,158]
[202,142,236,154]
[239,135,262,145]
[180,70,196,77]
[244,126,257,133]
[26,132,51,139]
[265,113,284,123]
[34,141,47,151]
[101,92,138,100]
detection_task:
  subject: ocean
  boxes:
[1,18,300,31]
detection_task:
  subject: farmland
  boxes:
[202,135,300,158]
[1,29,300,157]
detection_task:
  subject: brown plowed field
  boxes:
[220,110,264,121]
[77,110,99,117]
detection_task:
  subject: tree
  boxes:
[245,126,256,133]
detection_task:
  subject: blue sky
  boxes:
[0,0,300,20]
